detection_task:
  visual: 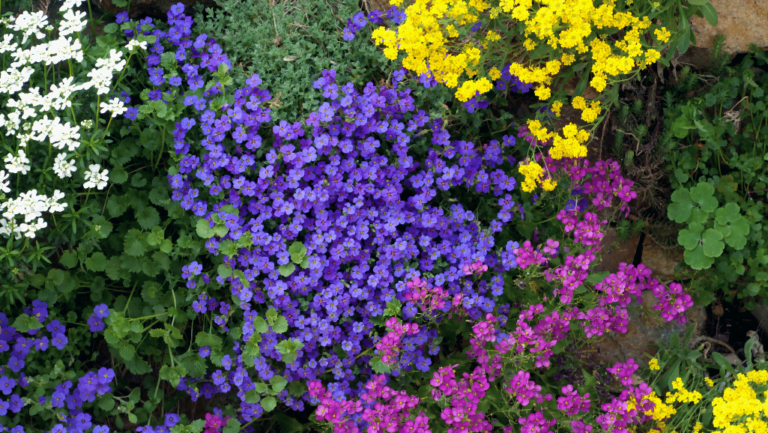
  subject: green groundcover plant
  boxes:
[663,48,768,307]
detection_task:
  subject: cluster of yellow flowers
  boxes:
[572,96,602,123]
[519,161,556,193]
[666,378,703,404]
[372,0,668,103]
[712,370,768,433]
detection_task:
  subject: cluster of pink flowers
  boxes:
[552,157,637,216]
[556,384,591,415]
[504,370,551,406]
[376,317,420,365]
[462,260,489,276]
[309,376,430,433]
[403,277,450,314]
[432,366,493,433]
[203,412,230,433]
[514,241,549,268]
[558,209,606,246]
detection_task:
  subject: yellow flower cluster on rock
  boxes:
[712,370,768,433]
[372,0,668,104]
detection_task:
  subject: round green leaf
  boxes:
[701,228,724,257]
[684,245,715,270]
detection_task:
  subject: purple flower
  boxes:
[94,304,110,319]
[51,333,68,350]
[0,377,15,395]
[116,11,129,24]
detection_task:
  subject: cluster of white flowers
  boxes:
[83,164,109,190]
[100,97,127,118]
[0,0,136,239]
[0,190,66,238]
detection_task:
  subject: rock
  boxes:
[640,237,683,282]
[592,228,641,274]
[95,0,214,17]
[691,0,768,54]
[581,290,706,366]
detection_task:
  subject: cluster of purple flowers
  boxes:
[0,301,115,433]
[86,304,110,332]
[122,3,541,418]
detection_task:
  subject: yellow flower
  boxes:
[519,161,546,192]
[705,377,714,387]
[551,100,563,117]
[654,27,671,43]
[649,358,660,371]
[541,178,557,191]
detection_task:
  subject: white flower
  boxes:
[47,190,67,213]
[59,10,87,36]
[53,153,77,178]
[0,170,10,194]
[100,97,127,118]
[8,11,48,43]
[0,34,17,54]
[60,0,86,11]
[4,150,30,174]
[83,164,109,190]
[126,40,148,52]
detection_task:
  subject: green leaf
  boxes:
[746,283,761,296]
[700,2,718,26]
[245,390,261,404]
[279,263,295,277]
[195,332,223,351]
[678,223,704,250]
[119,344,136,361]
[103,23,118,34]
[124,229,148,257]
[270,375,287,393]
[222,419,240,433]
[98,395,115,411]
[260,396,277,412]
[383,300,402,317]
[60,250,78,268]
[85,252,108,272]
[136,206,160,231]
[254,317,268,334]
[370,356,392,374]
[110,165,129,184]
[273,316,288,334]
[13,314,43,333]
[218,264,233,279]
[702,228,725,257]
[668,189,694,223]
[196,219,215,239]
[690,182,718,212]
[684,245,715,270]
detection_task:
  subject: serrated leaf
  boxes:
[245,390,261,404]
[260,396,277,412]
[279,263,295,277]
[136,206,160,231]
[124,229,148,257]
[85,252,108,272]
[218,264,233,279]
[273,316,288,334]
[270,375,287,393]
[196,219,215,239]
[370,356,392,374]
[119,344,135,361]
[195,332,223,351]
[60,250,78,268]
[254,316,268,334]
[110,165,128,184]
